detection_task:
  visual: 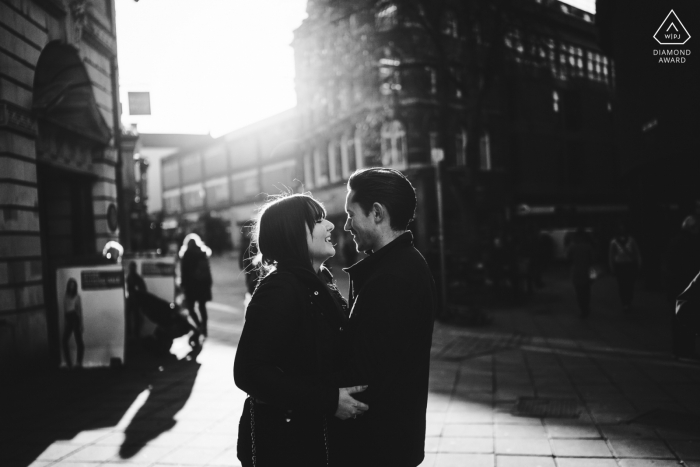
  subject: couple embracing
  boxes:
[234,168,437,466]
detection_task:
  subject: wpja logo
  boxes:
[653,10,691,63]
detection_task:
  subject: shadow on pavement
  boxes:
[119,350,201,459]
[0,341,202,466]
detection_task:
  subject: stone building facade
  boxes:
[291,0,616,266]
[1,0,121,368]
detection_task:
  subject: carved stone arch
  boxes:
[33,41,112,147]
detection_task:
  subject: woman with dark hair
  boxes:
[234,193,368,467]
[63,278,84,368]
[180,234,212,336]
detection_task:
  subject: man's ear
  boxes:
[372,203,385,224]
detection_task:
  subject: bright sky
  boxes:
[115,0,308,137]
[115,0,595,138]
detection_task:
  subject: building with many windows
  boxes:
[160,0,617,286]
[159,110,309,252]
[291,0,616,264]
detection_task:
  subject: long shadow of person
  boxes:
[118,348,201,459]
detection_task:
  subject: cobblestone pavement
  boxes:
[3,256,699,467]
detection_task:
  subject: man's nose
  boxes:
[344,218,351,231]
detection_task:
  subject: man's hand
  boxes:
[334,385,369,420]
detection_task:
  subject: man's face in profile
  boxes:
[344,190,376,253]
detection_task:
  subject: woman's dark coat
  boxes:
[233,261,348,466]
[180,246,212,302]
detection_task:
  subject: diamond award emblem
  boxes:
[654,10,690,45]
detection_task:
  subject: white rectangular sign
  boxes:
[56,266,126,368]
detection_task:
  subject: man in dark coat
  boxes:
[665,215,700,358]
[339,168,436,467]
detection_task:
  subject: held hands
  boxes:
[334,385,369,420]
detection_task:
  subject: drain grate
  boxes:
[433,333,530,361]
[629,409,700,434]
[513,397,582,419]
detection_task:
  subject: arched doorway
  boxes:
[33,41,113,364]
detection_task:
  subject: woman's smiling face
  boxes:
[307,218,335,267]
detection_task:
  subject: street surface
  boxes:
[2,254,700,467]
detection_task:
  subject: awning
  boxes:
[32,42,112,145]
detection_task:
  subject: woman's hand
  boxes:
[334,385,369,420]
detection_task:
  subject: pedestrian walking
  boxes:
[339,168,436,467]
[665,215,700,359]
[62,278,84,369]
[233,193,368,467]
[180,234,212,337]
[608,225,642,313]
[125,261,147,339]
[568,228,596,318]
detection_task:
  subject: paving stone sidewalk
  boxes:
[423,270,700,467]
[2,260,699,467]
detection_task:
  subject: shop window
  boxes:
[381,121,407,169]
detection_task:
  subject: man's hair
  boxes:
[347,168,416,231]
[254,193,326,267]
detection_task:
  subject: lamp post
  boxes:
[431,148,447,315]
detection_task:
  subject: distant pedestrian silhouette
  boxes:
[608,225,642,313]
[180,235,213,337]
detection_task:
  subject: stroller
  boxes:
[137,291,202,355]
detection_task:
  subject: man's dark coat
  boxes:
[340,232,436,467]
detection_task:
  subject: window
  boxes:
[163,189,181,213]
[303,153,315,190]
[341,131,357,178]
[376,3,398,31]
[442,11,458,37]
[204,178,230,206]
[203,146,227,179]
[380,121,407,169]
[479,133,492,171]
[455,130,467,166]
[553,90,560,112]
[182,184,205,211]
[426,67,437,95]
[231,169,260,203]
[354,127,364,171]
[162,162,180,189]
[314,147,329,187]
[379,57,401,95]
[328,139,342,183]
[180,154,202,184]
